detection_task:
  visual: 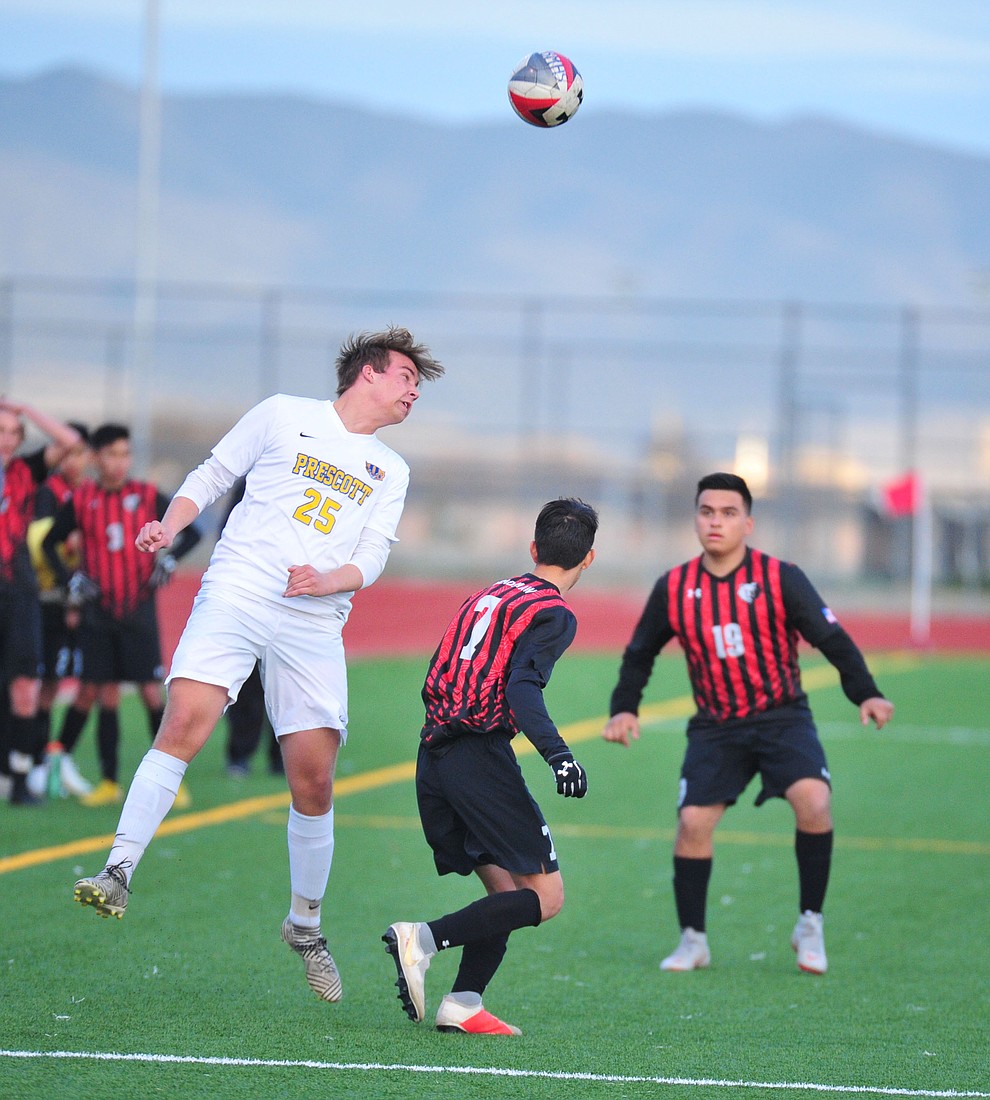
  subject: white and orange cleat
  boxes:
[435,994,521,1036]
[791,910,828,974]
[660,927,711,971]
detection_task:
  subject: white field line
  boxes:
[1,1049,988,1097]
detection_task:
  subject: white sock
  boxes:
[287,804,334,929]
[446,991,482,1007]
[106,749,187,883]
[418,922,438,955]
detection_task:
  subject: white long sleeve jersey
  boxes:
[177,394,409,621]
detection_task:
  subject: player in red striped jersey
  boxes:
[42,424,201,805]
[384,498,597,1036]
[0,399,82,804]
[27,423,92,794]
[604,472,893,976]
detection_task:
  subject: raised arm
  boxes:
[135,496,201,553]
[0,398,81,466]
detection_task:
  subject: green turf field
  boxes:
[1,651,988,1099]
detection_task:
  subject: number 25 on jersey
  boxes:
[292,487,341,534]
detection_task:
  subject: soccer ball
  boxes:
[507,51,583,128]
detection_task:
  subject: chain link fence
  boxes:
[5,275,989,599]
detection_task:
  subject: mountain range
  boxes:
[3,66,989,306]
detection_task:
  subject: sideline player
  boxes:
[0,399,82,805]
[43,424,201,805]
[603,472,893,975]
[384,497,597,1036]
[71,328,443,1006]
[26,422,92,796]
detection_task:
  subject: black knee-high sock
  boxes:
[428,888,542,951]
[673,856,712,932]
[97,708,120,783]
[147,705,164,742]
[9,715,37,772]
[35,709,52,763]
[0,692,11,778]
[795,830,833,913]
[59,705,91,754]
[451,934,510,996]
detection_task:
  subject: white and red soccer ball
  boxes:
[507,51,583,128]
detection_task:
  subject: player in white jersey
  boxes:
[72,327,444,1005]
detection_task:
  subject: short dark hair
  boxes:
[90,423,130,451]
[335,326,444,396]
[68,421,90,444]
[695,472,752,514]
[533,498,599,569]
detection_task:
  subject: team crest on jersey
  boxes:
[123,492,142,512]
[365,462,385,482]
[737,582,762,604]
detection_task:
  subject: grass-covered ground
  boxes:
[2,651,987,1098]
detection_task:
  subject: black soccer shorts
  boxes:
[0,581,44,680]
[679,707,831,809]
[78,598,164,684]
[40,600,82,681]
[416,732,560,877]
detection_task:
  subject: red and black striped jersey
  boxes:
[41,472,73,509]
[610,548,847,724]
[421,573,576,760]
[0,451,48,583]
[65,479,165,617]
[33,471,76,525]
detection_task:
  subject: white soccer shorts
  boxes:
[167,587,349,740]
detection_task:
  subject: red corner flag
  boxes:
[881,472,919,517]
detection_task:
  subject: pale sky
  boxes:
[3,1,990,156]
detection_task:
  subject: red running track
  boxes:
[157,574,990,666]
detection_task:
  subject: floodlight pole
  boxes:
[129,0,162,476]
[775,300,802,559]
[0,279,12,394]
[910,477,933,648]
[899,307,931,647]
[898,306,919,473]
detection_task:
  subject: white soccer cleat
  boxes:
[26,765,48,798]
[660,927,711,971]
[382,921,431,1022]
[791,910,828,974]
[60,755,93,797]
